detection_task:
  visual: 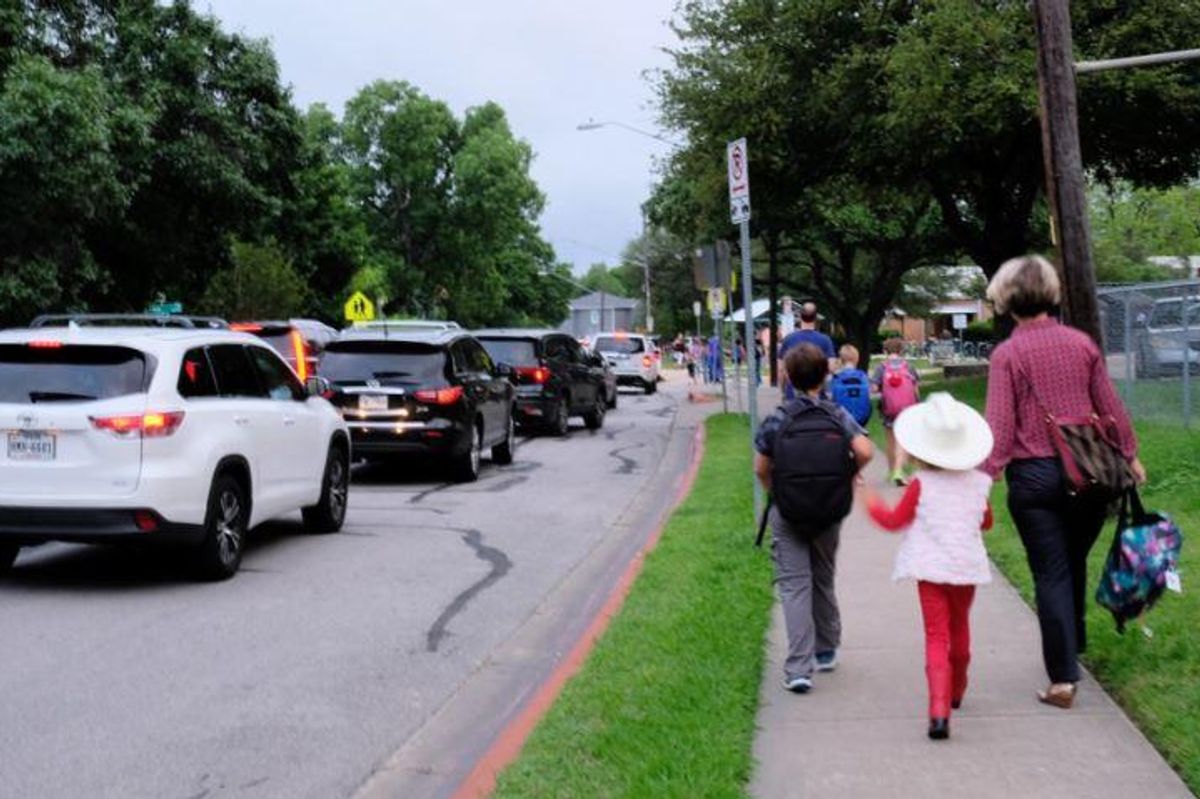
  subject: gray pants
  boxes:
[771,508,842,679]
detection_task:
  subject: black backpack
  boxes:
[771,400,857,534]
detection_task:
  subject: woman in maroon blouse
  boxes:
[982,255,1146,709]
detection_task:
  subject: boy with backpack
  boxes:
[830,344,872,427]
[873,337,920,485]
[755,343,874,693]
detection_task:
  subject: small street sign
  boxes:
[727,138,751,224]
[707,287,726,318]
[953,313,969,330]
[147,301,183,315]
[344,291,376,322]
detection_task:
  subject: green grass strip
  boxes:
[494,414,774,799]
[931,376,1200,791]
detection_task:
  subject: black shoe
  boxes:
[928,718,950,740]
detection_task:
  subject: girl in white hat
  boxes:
[861,392,995,741]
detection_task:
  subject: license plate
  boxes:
[358,394,389,411]
[7,431,56,462]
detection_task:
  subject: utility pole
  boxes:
[728,137,762,520]
[1032,0,1103,345]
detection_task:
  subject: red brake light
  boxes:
[414,386,465,405]
[290,329,309,382]
[28,340,63,349]
[133,510,160,532]
[230,323,263,332]
[515,366,550,384]
[642,355,653,368]
[90,411,185,438]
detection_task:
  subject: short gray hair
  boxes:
[987,255,1062,317]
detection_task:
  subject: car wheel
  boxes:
[303,443,350,533]
[195,475,249,581]
[552,396,570,437]
[584,396,606,430]
[452,424,483,482]
[0,544,19,576]
[606,385,618,410]
[644,379,657,395]
[491,412,515,465]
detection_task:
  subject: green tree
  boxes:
[198,240,310,320]
[1090,182,1200,283]
[580,263,626,296]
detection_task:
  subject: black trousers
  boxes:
[1006,458,1110,683]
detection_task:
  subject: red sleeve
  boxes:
[868,479,921,532]
[1088,346,1138,459]
[982,501,994,531]
[981,348,1016,479]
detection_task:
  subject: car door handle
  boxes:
[234,416,250,426]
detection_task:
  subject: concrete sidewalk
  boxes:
[750,465,1193,798]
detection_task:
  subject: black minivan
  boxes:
[318,330,515,481]
[475,329,609,435]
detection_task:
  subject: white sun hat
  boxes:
[894,392,994,471]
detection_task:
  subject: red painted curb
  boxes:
[450,423,708,799]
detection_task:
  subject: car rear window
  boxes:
[320,341,448,386]
[0,344,150,403]
[478,338,538,366]
[594,336,644,354]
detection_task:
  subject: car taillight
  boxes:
[90,411,185,438]
[515,366,550,384]
[133,510,160,532]
[27,340,63,349]
[230,323,263,332]
[414,386,464,405]
[642,355,653,368]
[290,330,309,382]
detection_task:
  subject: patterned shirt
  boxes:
[981,317,1138,478]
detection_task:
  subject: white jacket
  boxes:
[892,469,993,586]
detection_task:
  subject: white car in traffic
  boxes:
[592,333,660,395]
[0,324,351,579]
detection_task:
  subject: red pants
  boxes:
[918,581,976,718]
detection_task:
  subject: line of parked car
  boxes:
[0,313,661,581]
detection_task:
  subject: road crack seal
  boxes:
[426,528,512,652]
[609,442,645,475]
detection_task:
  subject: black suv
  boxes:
[318,330,515,481]
[475,329,608,435]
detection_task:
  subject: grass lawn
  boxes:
[493,414,774,799]
[927,376,1200,791]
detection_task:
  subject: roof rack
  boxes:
[30,314,230,330]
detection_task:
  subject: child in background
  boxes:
[862,392,995,741]
[872,337,920,485]
[830,344,872,427]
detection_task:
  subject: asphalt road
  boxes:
[0,380,690,799]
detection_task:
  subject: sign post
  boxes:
[728,137,762,520]
[692,300,701,337]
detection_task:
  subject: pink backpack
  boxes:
[881,359,918,418]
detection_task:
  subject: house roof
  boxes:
[569,291,639,310]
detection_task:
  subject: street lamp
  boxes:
[575,119,683,148]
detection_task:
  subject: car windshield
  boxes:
[594,336,644,354]
[0,344,149,404]
[478,338,538,366]
[257,330,297,360]
[1149,299,1200,329]
[320,341,447,386]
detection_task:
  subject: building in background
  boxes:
[561,292,642,338]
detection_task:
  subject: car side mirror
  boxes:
[306,376,331,397]
[496,362,514,379]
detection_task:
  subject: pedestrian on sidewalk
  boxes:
[754,343,874,695]
[778,301,835,399]
[981,255,1145,710]
[830,344,872,427]
[872,337,920,485]
[862,392,995,740]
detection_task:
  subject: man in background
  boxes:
[778,301,836,399]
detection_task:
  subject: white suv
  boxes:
[0,326,351,580]
[593,333,660,395]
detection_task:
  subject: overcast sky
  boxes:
[200,0,680,275]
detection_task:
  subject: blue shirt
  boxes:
[778,329,835,399]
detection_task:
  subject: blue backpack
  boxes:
[830,368,872,426]
[1096,490,1183,633]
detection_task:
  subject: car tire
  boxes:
[0,544,19,576]
[644,379,657,395]
[491,412,515,466]
[303,443,350,533]
[551,396,570,437]
[583,396,606,430]
[452,423,483,483]
[195,474,249,581]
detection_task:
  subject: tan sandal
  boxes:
[1037,683,1076,709]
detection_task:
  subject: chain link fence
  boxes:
[1098,279,1200,427]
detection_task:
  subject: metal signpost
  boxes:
[728,137,762,519]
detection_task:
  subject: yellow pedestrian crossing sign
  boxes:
[344,291,375,322]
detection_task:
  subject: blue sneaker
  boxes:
[815,650,839,673]
[784,675,813,694]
